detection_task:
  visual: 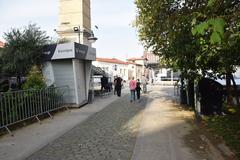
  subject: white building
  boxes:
[143,51,180,82]
[93,57,149,81]
[93,58,128,81]
[127,58,146,80]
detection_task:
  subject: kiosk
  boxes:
[42,42,96,107]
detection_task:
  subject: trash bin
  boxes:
[198,78,223,115]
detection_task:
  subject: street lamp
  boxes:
[73,26,98,44]
[88,35,98,43]
[73,26,81,43]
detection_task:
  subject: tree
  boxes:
[1,24,50,88]
[192,0,240,104]
[135,0,240,106]
[0,48,3,74]
[134,0,203,107]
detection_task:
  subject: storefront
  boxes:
[42,42,96,107]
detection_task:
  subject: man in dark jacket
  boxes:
[115,76,122,97]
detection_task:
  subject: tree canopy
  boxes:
[134,0,240,80]
[0,24,50,77]
[192,0,240,77]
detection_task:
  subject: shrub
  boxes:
[22,65,46,90]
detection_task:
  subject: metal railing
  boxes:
[0,86,69,135]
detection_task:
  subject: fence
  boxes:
[0,86,69,135]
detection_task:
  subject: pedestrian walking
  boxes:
[129,77,137,102]
[115,76,123,97]
[136,79,142,101]
[141,75,147,93]
[101,76,108,92]
[113,76,117,95]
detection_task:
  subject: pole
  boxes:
[78,26,80,44]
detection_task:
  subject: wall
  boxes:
[128,64,136,80]
[52,60,76,103]
[72,59,88,106]
[42,62,55,86]
[85,60,92,99]
[136,65,143,80]
[58,0,91,45]
[92,61,128,81]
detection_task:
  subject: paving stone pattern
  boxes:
[25,95,147,160]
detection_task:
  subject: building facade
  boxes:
[143,51,180,82]
[127,62,143,81]
[93,58,129,81]
[93,57,149,82]
[143,51,160,64]
[127,58,146,80]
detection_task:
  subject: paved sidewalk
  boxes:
[1,86,212,160]
[0,90,129,160]
[25,94,147,160]
[131,86,201,160]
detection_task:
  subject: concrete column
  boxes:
[58,0,92,46]
[85,61,92,99]
[72,59,80,105]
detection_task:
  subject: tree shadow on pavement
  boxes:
[131,86,228,160]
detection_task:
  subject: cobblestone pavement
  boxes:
[25,95,147,160]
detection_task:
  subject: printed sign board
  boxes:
[42,42,96,61]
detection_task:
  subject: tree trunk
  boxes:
[180,77,187,105]
[226,72,232,105]
[187,79,195,108]
[230,73,240,106]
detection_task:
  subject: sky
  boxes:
[0,0,144,59]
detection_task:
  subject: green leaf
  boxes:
[192,22,209,36]
[210,31,221,44]
[207,0,215,7]
[192,28,197,35]
[192,18,197,26]
[207,18,226,37]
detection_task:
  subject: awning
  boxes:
[91,65,108,77]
